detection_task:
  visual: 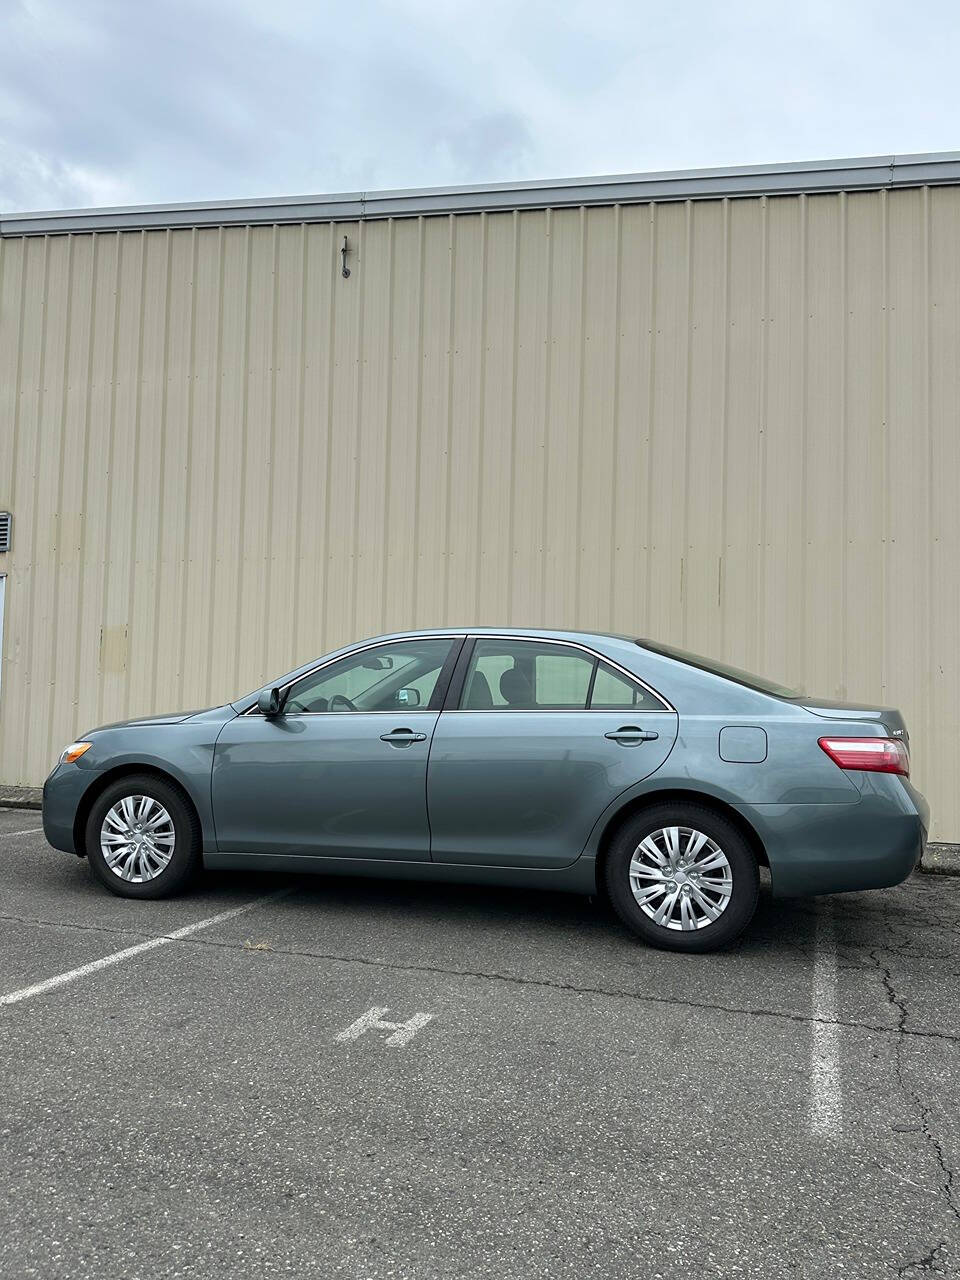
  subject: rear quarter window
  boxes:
[590,662,664,711]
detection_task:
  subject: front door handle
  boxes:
[380,728,427,746]
[604,726,659,746]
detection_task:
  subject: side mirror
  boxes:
[396,687,421,707]
[257,687,282,717]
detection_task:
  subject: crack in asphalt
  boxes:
[0,909,238,942]
[897,1240,947,1276]
[3,908,960,1048]
[923,1113,960,1226]
[870,948,960,1238]
[3,906,959,962]
[192,937,960,1045]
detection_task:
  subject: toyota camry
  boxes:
[42,629,928,952]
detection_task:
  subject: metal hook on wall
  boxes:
[341,235,351,279]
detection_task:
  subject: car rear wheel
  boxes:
[85,774,200,899]
[604,803,759,952]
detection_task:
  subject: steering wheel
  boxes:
[328,693,358,713]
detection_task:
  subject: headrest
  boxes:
[499,665,533,707]
[466,669,493,708]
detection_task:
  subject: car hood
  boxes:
[86,705,234,734]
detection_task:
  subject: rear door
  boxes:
[427,637,678,868]
[213,636,461,859]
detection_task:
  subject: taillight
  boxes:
[818,736,909,777]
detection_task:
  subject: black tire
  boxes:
[603,803,759,952]
[85,773,201,899]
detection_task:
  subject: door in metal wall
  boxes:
[0,576,5,704]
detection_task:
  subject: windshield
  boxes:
[637,639,802,699]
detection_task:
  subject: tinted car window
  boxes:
[461,639,594,710]
[284,638,454,713]
[590,661,662,710]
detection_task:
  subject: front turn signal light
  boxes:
[59,742,92,765]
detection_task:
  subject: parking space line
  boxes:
[0,888,292,1007]
[0,826,43,838]
[809,898,842,1139]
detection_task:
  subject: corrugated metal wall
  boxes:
[1,187,958,839]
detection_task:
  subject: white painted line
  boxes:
[0,826,43,838]
[809,898,842,1139]
[335,1006,434,1047]
[0,888,291,1007]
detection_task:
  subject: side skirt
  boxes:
[203,851,598,895]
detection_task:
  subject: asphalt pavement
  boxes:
[1,805,959,1279]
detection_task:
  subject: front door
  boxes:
[427,637,678,868]
[212,636,460,859]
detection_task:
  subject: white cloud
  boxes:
[1,0,959,211]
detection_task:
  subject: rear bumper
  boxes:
[737,777,928,898]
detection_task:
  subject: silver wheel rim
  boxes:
[629,826,733,932]
[100,795,176,883]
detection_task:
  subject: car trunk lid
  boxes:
[796,697,908,743]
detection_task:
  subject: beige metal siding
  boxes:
[0,188,957,840]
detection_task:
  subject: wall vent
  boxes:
[0,512,11,553]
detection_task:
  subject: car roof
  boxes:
[351,626,637,643]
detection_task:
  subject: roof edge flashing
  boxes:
[4,150,960,237]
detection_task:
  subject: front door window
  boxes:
[283,638,456,714]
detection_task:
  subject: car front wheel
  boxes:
[85,774,200,899]
[604,803,760,952]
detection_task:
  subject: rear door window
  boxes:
[460,639,595,710]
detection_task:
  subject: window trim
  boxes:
[446,635,673,713]
[243,635,466,716]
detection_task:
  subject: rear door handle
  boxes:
[380,728,427,746]
[604,726,659,746]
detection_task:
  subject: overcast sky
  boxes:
[2,0,959,212]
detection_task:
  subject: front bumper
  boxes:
[42,764,89,856]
